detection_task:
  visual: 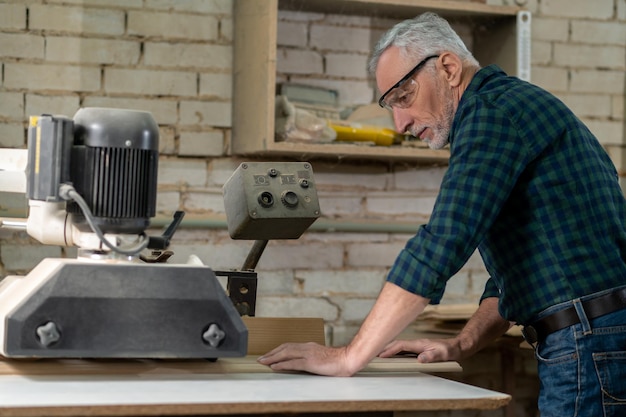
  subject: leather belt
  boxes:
[522,286,626,344]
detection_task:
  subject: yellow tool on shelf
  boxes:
[328,121,404,146]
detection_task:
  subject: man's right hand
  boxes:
[378,297,511,363]
[378,337,463,363]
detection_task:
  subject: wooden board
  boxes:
[0,355,461,376]
[243,316,325,355]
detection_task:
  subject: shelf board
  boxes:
[278,0,520,19]
[261,141,450,163]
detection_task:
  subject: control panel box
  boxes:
[223,162,320,240]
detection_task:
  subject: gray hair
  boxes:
[368,12,479,75]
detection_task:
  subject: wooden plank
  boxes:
[0,355,460,376]
[243,316,326,355]
[279,0,520,19]
[232,0,278,154]
[265,141,450,163]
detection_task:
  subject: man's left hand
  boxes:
[257,342,356,376]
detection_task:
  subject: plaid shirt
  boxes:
[386,65,626,324]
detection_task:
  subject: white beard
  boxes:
[425,87,455,150]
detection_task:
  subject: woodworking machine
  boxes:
[0,107,320,359]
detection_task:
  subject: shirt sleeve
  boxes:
[480,276,501,301]
[386,95,531,303]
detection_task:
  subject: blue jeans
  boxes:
[534,287,626,417]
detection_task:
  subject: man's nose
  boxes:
[392,108,410,134]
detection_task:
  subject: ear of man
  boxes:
[438,52,464,88]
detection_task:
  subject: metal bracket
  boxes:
[215,270,258,317]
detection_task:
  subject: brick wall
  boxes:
[0,1,625,415]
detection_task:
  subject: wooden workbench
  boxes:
[0,356,510,417]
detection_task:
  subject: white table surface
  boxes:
[0,370,511,416]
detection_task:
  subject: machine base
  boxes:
[0,258,247,358]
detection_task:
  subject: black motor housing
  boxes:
[68,108,159,234]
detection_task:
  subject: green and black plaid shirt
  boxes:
[386,65,626,324]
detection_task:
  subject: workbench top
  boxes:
[0,356,510,417]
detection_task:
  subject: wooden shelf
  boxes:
[279,0,520,19]
[261,141,451,163]
[232,0,520,163]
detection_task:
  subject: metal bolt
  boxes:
[36,321,61,347]
[202,323,226,348]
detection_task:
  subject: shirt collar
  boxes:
[463,64,506,97]
[450,65,507,145]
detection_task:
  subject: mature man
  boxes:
[259,12,626,416]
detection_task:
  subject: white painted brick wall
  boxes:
[277,49,324,75]
[553,44,624,69]
[326,53,370,79]
[128,10,219,40]
[0,34,44,59]
[570,70,625,93]
[540,0,614,19]
[179,131,226,157]
[0,3,25,29]
[157,159,207,187]
[184,191,227,213]
[613,95,624,120]
[30,4,125,35]
[105,68,197,96]
[26,95,79,121]
[179,101,232,127]
[82,96,178,124]
[530,41,552,66]
[145,43,232,69]
[585,120,624,147]
[48,0,142,7]
[559,94,612,118]
[0,92,24,119]
[46,37,140,65]
[199,73,233,99]
[277,21,308,48]
[5,63,100,92]
[0,123,23,147]
[346,242,406,268]
[366,194,437,218]
[310,25,373,53]
[146,0,233,14]
[571,20,626,46]
[530,67,568,92]
[531,17,568,42]
[297,269,385,296]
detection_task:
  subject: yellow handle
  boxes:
[328,122,402,146]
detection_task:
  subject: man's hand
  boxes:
[257,342,356,376]
[378,338,462,363]
[379,298,511,363]
[258,283,430,377]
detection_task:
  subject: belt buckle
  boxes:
[522,325,538,345]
